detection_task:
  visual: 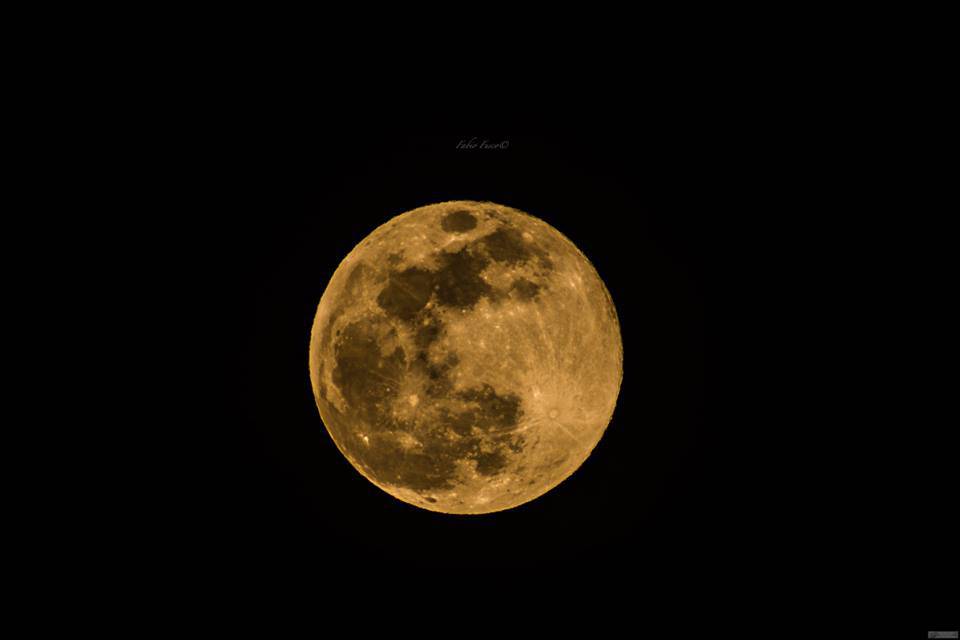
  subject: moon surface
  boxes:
[309,201,622,514]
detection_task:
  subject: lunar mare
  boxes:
[309,201,622,514]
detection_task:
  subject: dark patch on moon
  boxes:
[344,262,373,295]
[433,248,493,309]
[479,227,531,265]
[457,383,523,432]
[340,406,481,492]
[478,224,554,273]
[510,277,540,301]
[376,267,434,321]
[440,210,477,232]
[441,407,477,437]
[360,437,458,492]
[414,313,443,348]
[398,429,487,491]
[332,319,405,426]
[414,350,458,399]
[376,247,493,321]
[474,450,508,476]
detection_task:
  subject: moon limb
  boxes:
[309,201,623,514]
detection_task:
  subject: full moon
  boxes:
[309,201,622,514]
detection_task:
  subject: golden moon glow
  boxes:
[309,201,623,514]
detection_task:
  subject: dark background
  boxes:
[169,127,954,625]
